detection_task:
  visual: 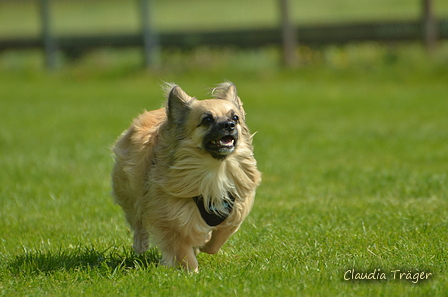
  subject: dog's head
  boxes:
[164,82,248,160]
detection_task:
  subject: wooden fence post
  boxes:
[422,0,438,52]
[39,0,57,70]
[138,0,160,69]
[279,0,299,67]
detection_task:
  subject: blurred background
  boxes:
[0,0,447,70]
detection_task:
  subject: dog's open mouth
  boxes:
[206,135,236,157]
[210,136,235,148]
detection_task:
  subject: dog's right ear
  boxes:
[164,83,195,124]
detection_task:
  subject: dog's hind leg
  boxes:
[133,220,150,254]
[200,225,239,255]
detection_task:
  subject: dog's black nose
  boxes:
[220,121,236,132]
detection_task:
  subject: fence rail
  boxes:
[1,19,447,51]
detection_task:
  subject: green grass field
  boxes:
[1,43,448,296]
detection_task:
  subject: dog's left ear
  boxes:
[212,82,245,118]
[164,83,195,124]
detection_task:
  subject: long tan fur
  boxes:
[112,82,261,271]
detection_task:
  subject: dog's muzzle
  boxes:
[204,120,238,159]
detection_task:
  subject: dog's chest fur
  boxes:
[153,147,240,200]
[149,143,251,226]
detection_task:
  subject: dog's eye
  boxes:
[232,115,239,122]
[201,116,214,126]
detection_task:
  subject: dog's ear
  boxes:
[212,82,245,117]
[164,83,195,124]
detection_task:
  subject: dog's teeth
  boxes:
[211,140,217,144]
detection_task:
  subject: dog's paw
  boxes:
[193,246,200,256]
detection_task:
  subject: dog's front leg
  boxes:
[200,225,239,254]
[160,242,199,272]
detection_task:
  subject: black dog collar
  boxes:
[193,193,235,226]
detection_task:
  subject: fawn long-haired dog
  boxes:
[111,82,261,271]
